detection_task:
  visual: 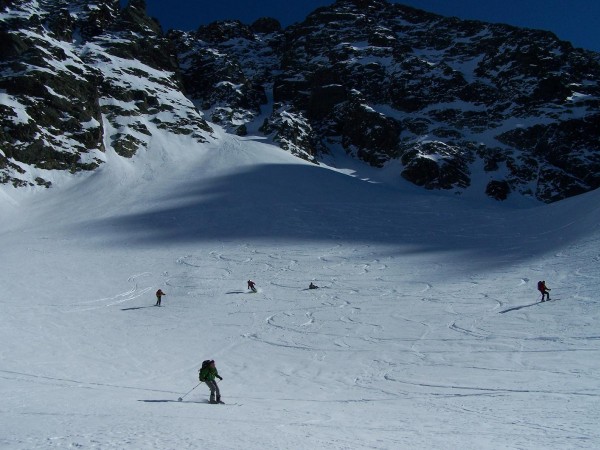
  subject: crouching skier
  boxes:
[199,360,223,404]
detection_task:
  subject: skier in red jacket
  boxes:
[537,281,551,302]
[155,289,166,306]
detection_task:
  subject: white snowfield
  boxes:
[1,129,599,449]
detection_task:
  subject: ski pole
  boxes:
[178,382,201,402]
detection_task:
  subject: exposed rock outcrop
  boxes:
[2,0,599,203]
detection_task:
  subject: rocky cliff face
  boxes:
[2,0,599,203]
[0,0,211,188]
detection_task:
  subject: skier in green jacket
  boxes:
[199,360,223,404]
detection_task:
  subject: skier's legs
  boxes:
[206,380,215,399]
[206,380,220,402]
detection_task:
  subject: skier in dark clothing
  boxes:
[155,289,166,306]
[537,280,551,302]
[199,360,223,404]
[247,280,257,292]
[309,282,319,289]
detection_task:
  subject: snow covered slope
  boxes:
[0,129,599,449]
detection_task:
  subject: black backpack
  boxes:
[199,360,212,381]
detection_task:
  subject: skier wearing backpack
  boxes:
[155,289,166,306]
[537,280,551,302]
[199,360,223,404]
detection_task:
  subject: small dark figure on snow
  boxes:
[247,280,257,292]
[155,289,166,306]
[199,360,223,404]
[537,280,551,302]
[309,282,319,289]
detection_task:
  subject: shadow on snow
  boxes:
[72,163,600,272]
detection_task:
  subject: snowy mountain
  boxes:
[0,0,212,187]
[1,0,599,203]
[1,3,600,449]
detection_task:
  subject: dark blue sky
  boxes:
[124,0,600,52]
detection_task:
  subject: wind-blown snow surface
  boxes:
[1,129,599,449]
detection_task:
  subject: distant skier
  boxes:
[537,280,551,302]
[309,282,319,289]
[247,280,257,293]
[155,289,166,306]
[199,360,223,404]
